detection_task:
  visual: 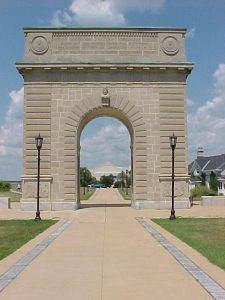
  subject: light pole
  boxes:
[126,169,128,195]
[169,133,177,220]
[121,171,124,191]
[35,133,43,221]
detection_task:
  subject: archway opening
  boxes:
[79,116,132,208]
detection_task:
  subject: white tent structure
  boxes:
[90,162,128,180]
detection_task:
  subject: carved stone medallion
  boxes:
[162,36,179,55]
[31,36,49,54]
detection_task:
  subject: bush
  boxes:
[207,190,218,196]
[0,181,11,191]
[191,185,218,198]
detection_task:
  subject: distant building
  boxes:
[90,162,128,180]
[189,147,225,195]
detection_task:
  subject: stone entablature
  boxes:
[22,27,187,64]
[17,27,193,211]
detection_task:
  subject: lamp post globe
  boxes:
[35,133,43,150]
[169,132,177,150]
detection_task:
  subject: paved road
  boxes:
[0,189,224,299]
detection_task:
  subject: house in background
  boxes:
[188,147,225,195]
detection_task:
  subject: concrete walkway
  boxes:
[0,189,225,299]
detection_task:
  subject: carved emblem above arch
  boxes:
[64,95,147,139]
[31,36,49,55]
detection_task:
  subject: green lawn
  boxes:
[152,218,225,270]
[0,220,57,260]
[0,191,21,202]
[80,187,96,200]
[118,188,132,200]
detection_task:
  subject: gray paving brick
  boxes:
[0,218,73,293]
[137,217,225,300]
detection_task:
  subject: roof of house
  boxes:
[218,175,225,181]
[189,175,202,183]
[189,154,225,174]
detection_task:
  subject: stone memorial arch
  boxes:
[16,27,193,211]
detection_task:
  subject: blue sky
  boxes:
[0,0,225,180]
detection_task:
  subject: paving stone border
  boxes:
[0,218,73,293]
[137,217,225,300]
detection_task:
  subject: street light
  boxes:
[169,133,177,220]
[126,169,129,195]
[35,133,43,221]
[121,171,124,191]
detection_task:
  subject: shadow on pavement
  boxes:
[80,203,131,209]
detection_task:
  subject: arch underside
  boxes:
[64,94,147,208]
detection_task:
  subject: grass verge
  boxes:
[80,187,96,200]
[0,219,57,260]
[118,188,132,200]
[152,218,225,270]
[0,191,21,202]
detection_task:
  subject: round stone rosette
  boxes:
[162,36,179,55]
[31,36,49,54]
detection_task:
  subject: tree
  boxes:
[209,171,219,192]
[92,176,97,183]
[0,180,11,191]
[113,181,122,188]
[80,167,93,188]
[100,174,114,188]
[126,171,132,188]
[201,172,206,186]
[117,171,126,189]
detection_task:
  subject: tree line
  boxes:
[80,167,131,189]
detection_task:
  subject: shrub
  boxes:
[113,181,121,188]
[191,185,218,198]
[0,181,11,191]
[207,190,218,196]
[191,185,208,198]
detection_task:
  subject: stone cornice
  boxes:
[23,27,187,33]
[16,62,194,75]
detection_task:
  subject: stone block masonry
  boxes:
[16,27,194,210]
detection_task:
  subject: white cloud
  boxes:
[51,10,72,27]
[51,0,165,26]
[81,121,130,168]
[0,87,24,179]
[69,0,125,26]
[186,27,196,38]
[188,64,225,161]
[187,97,194,106]
[214,64,225,91]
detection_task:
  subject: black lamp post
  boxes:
[35,133,43,221]
[121,171,124,191]
[169,133,177,220]
[126,169,128,195]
